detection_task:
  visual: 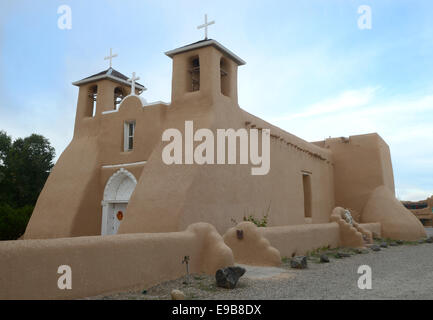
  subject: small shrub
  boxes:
[243,214,268,227]
[242,202,271,227]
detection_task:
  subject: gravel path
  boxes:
[88,230,433,300]
[226,243,433,300]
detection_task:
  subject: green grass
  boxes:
[282,245,369,265]
[195,281,218,292]
[281,236,428,267]
[373,237,424,246]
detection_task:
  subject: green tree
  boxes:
[0,131,12,202]
[4,134,55,207]
[0,204,34,240]
[0,132,55,240]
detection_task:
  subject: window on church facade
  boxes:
[124,121,135,152]
[114,87,126,109]
[188,56,200,92]
[87,85,97,117]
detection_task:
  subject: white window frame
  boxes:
[123,121,135,152]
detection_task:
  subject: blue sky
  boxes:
[0,0,432,200]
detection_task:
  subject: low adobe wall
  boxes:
[223,222,281,266]
[330,207,369,248]
[358,223,381,238]
[258,223,340,258]
[0,223,233,300]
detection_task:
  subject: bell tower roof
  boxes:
[72,67,147,91]
[165,39,246,66]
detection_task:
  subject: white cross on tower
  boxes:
[104,48,118,68]
[128,72,140,95]
[197,14,215,40]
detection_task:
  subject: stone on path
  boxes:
[171,289,186,300]
[335,252,351,258]
[355,248,369,254]
[320,254,330,263]
[290,256,308,269]
[370,244,381,252]
[215,266,246,289]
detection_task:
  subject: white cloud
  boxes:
[275,87,378,120]
[262,87,433,201]
[396,188,433,202]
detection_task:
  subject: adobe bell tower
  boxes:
[165,16,246,104]
[71,49,146,138]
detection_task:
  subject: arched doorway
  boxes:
[101,168,137,235]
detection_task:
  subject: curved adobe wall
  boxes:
[0,223,233,300]
[24,137,101,239]
[361,186,426,240]
[223,222,281,266]
[330,207,368,248]
[258,223,340,258]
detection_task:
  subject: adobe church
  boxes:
[23,20,426,241]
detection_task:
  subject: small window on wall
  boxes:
[114,87,125,109]
[302,173,312,219]
[188,56,200,92]
[124,121,135,152]
[87,85,97,117]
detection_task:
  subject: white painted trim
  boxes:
[101,203,109,235]
[102,161,147,169]
[101,109,118,115]
[144,101,170,106]
[73,74,147,90]
[165,39,246,65]
[101,97,169,115]
[101,168,138,236]
[103,168,138,200]
[101,200,129,205]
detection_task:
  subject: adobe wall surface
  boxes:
[223,222,281,266]
[24,94,168,239]
[117,45,336,234]
[23,137,101,239]
[26,44,404,240]
[322,133,395,216]
[257,223,340,258]
[1,223,233,300]
[358,222,382,238]
[330,207,369,248]
[118,92,336,235]
[362,186,426,240]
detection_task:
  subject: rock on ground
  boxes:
[290,256,308,269]
[171,289,185,300]
[215,266,246,289]
[320,254,330,263]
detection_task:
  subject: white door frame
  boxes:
[101,168,137,235]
